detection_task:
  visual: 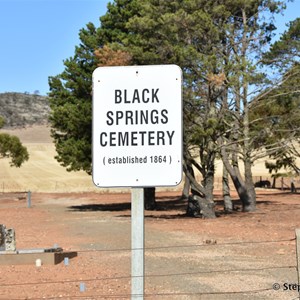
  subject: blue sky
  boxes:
[0,0,108,95]
[0,0,299,96]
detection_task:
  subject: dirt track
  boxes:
[0,190,299,299]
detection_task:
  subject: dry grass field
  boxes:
[0,125,299,193]
[0,125,99,193]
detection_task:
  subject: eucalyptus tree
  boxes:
[0,116,29,167]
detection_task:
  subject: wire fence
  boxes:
[0,177,299,299]
[0,181,100,194]
[0,237,299,299]
[0,175,299,193]
[187,175,300,192]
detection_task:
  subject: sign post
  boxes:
[92,65,182,299]
[131,188,144,299]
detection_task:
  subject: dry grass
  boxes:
[0,126,99,192]
[0,125,298,192]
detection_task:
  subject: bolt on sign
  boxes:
[92,65,182,187]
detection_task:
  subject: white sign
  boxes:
[92,65,182,187]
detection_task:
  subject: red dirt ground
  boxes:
[0,190,299,299]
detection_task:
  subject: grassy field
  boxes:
[0,126,100,192]
[0,125,298,192]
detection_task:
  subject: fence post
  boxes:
[27,191,31,208]
[295,229,300,298]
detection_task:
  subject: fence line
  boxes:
[65,237,295,254]
[1,265,295,288]
[0,237,298,299]
[1,175,299,193]
[0,288,278,300]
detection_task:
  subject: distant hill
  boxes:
[0,92,50,128]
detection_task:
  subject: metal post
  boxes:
[131,188,144,300]
[27,190,31,208]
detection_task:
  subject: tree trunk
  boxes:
[183,163,216,218]
[230,177,249,210]
[220,145,256,212]
[222,166,233,212]
[203,168,214,203]
[144,187,156,210]
[182,175,190,199]
[243,158,256,212]
[240,18,256,212]
[181,164,193,199]
[291,178,297,193]
[272,177,276,189]
[193,195,216,219]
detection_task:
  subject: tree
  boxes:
[263,18,300,73]
[125,0,287,214]
[250,18,300,182]
[49,0,291,216]
[265,157,298,189]
[210,0,286,211]
[0,116,29,167]
[48,22,99,174]
[125,0,235,218]
[250,64,300,177]
[49,1,158,209]
[49,1,144,175]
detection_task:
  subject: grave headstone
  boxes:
[0,225,5,251]
[0,224,16,252]
[5,228,16,252]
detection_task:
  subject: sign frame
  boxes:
[92,64,182,188]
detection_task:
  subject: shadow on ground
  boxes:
[67,193,297,219]
[68,196,185,213]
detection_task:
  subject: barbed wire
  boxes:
[0,287,280,300]
[0,194,299,299]
[0,237,297,299]
[71,237,296,254]
[0,265,295,288]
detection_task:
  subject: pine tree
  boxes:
[48,1,140,174]
[125,0,287,213]
[49,0,292,215]
[250,18,300,178]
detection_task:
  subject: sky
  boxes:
[0,0,299,96]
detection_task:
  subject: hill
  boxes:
[0,92,94,193]
[0,92,50,128]
[0,92,129,193]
